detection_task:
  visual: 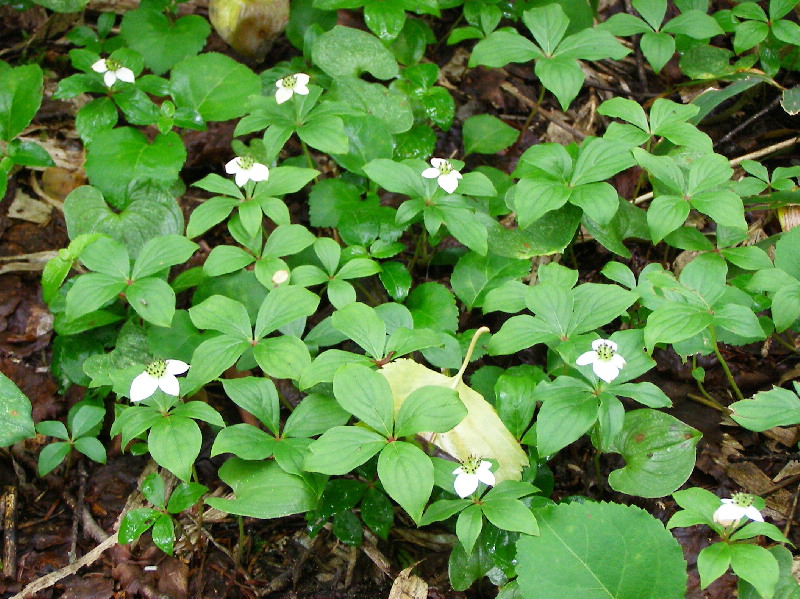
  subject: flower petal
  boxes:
[234,170,249,187]
[576,350,598,366]
[91,59,108,73]
[103,71,117,87]
[294,83,310,96]
[165,360,190,375]
[610,354,626,369]
[275,87,293,104]
[592,360,621,383]
[295,73,310,85]
[158,374,181,397]
[454,473,479,498]
[476,461,496,487]
[421,167,439,179]
[248,163,270,182]
[713,503,744,524]
[430,158,446,168]
[743,506,764,522]
[438,172,460,193]
[225,157,241,174]
[130,372,159,402]
[116,67,135,83]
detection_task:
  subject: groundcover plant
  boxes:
[1,0,800,597]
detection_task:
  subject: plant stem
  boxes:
[593,448,603,498]
[518,86,546,140]
[708,325,745,402]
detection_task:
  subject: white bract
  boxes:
[713,493,764,527]
[453,456,495,497]
[576,339,626,383]
[271,269,289,285]
[225,156,269,187]
[91,58,135,87]
[130,359,190,402]
[275,73,310,104]
[422,158,462,193]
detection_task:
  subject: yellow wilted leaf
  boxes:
[379,328,528,483]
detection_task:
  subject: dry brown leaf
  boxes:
[388,565,428,599]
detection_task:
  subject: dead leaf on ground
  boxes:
[388,565,428,599]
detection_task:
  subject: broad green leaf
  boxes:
[469,31,542,68]
[570,283,638,334]
[406,282,459,332]
[206,459,318,518]
[254,285,319,339]
[304,426,387,474]
[171,53,260,122]
[131,235,198,280]
[729,544,778,599]
[119,508,159,545]
[210,423,276,460]
[76,96,117,143]
[333,364,394,436]
[394,385,466,438]
[331,302,387,359]
[456,504,483,555]
[377,441,433,524]
[65,273,127,321]
[730,386,800,431]
[482,498,538,535]
[608,409,701,498]
[282,393,351,438]
[121,9,209,75]
[363,159,425,196]
[85,129,185,209]
[127,277,176,327]
[523,4,568,55]
[0,64,43,141]
[451,252,530,310]
[311,26,399,79]
[221,376,280,434]
[148,415,201,481]
[644,303,713,351]
[535,377,597,456]
[74,437,107,464]
[462,114,518,155]
[517,502,687,599]
[535,55,584,111]
[640,31,675,73]
[189,295,252,340]
[512,179,571,229]
[0,373,35,446]
[253,335,312,380]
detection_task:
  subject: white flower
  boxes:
[129,359,190,402]
[422,158,462,193]
[713,493,764,527]
[91,58,134,87]
[452,456,495,498]
[271,269,289,285]
[275,73,310,104]
[576,338,626,383]
[225,156,270,187]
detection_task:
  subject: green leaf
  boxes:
[0,64,43,141]
[166,482,207,514]
[469,31,542,68]
[361,487,394,539]
[729,544,778,599]
[121,9,209,75]
[283,393,351,438]
[379,261,412,302]
[333,364,394,436]
[331,114,392,174]
[80,236,130,278]
[119,508,159,546]
[36,420,69,440]
[131,234,197,280]
[363,159,425,196]
[221,377,280,434]
[148,415,201,481]
[206,459,318,518]
[640,31,675,73]
[698,543,731,590]
[406,282,459,332]
[523,4,568,55]
[535,378,598,456]
[482,498,538,535]
[517,502,687,599]
[608,409,701,498]
[127,277,176,327]
[211,423,276,460]
[38,442,71,476]
[613,382,672,408]
[151,514,175,555]
[311,26,399,79]
[331,302,387,359]
[394,385,466,438]
[171,53,260,122]
[377,441,433,524]
[253,335,312,380]
[462,114,518,155]
[7,139,53,167]
[304,426,387,474]
[644,303,713,351]
[730,386,800,431]
[65,273,126,321]
[254,285,319,339]
[451,252,530,310]
[535,55,584,111]
[456,504,483,555]
[570,283,638,334]
[84,129,185,209]
[332,77,412,134]
[738,546,800,599]
[31,0,88,11]
[74,437,107,464]
[662,10,723,38]
[189,295,252,339]
[733,20,769,54]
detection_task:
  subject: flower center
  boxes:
[459,455,482,475]
[281,74,297,88]
[596,342,615,361]
[239,156,255,170]
[438,160,453,175]
[106,58,122,71]
[145,360,166,378]
[731,492,754,508]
